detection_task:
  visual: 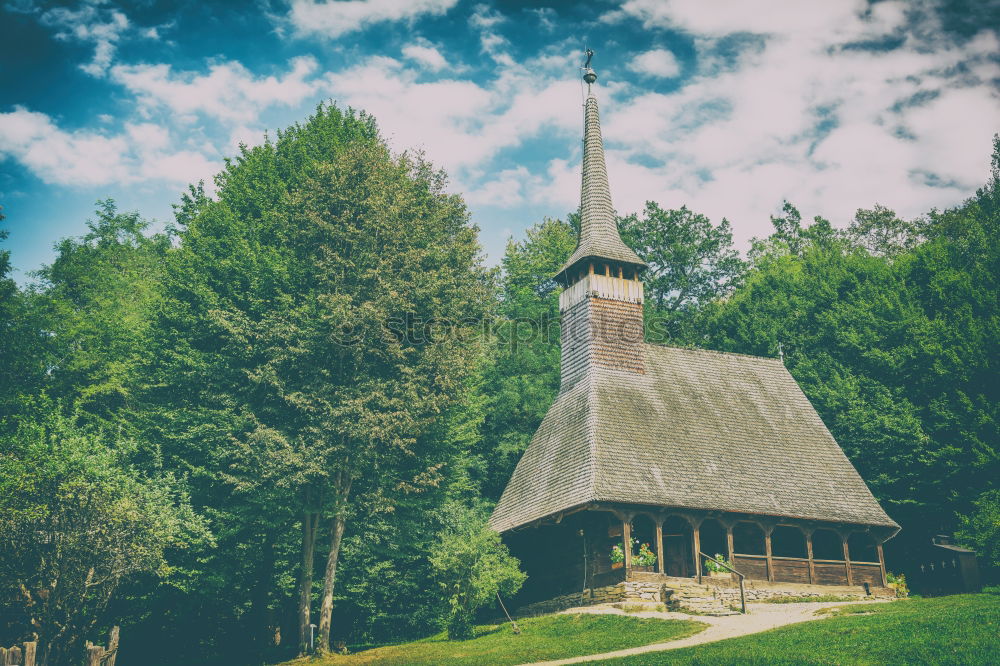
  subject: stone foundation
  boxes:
[700,578,896,603]
[515,575,895,619]
[516,583,628,616]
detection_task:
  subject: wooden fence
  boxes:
[0,626,118,666]
[0,643,36,666]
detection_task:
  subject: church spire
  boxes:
[556,49,646,285]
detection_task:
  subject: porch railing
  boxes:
[699,552,747,614]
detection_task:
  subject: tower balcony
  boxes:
[559,272,644,312]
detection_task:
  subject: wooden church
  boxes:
[489,56,899,605]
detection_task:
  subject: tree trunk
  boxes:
[297,511,318,656]
[318,475,351,653]
[317,513,346,653]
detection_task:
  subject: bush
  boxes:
[428,503,526,640]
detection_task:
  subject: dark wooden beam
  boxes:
[842,535,854,586]
[655,518,664,575]
[764,525,775,582]
[623,519,632,570]
[805,528,816,585]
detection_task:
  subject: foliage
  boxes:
[634,543,657,567]
[957,489,1000,568]
[620,202,744,344]
[704,155,999,544]
[703,554,732,574]
[428,503,525,640]
[885,572,909,598]
[600,594,1000,664]
[285,613,706,666]
[610,544,625,565]
[141,103,492,658]
[0,402,206,665]
[32,200,169,428]
[477,218,574,500]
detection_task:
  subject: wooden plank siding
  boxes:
[851,562,884,587]
[813,560,851,585]
[771,557,812,583]
[733,554,769,580]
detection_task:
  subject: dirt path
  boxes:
[522,599,893,665]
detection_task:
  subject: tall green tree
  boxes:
[147,103,492,656]
[32,201,169,428]
[619,202,744,344]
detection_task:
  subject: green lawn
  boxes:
[594,593,1000,665]
[291,614,706,666]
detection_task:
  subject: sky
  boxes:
[1,0,998,281]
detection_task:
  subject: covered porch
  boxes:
[600,504,891,587]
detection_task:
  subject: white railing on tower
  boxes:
[559,273,644,311]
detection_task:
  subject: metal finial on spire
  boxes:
[583,48,597,92]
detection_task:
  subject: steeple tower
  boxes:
[556,50,646,286]
[557,50,647,390]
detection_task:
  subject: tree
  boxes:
[428,503,525,640]
[619,203,743,344]
[32,200,169,428]
[478,218,574,499]
[957,489,1000,568]
[0,402,205,665]
[148,104,492,655]
[847,204,923,257]
[0,208,49,427]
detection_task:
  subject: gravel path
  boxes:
[521,599,893,665]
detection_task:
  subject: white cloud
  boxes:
[401,41,449,71]
[325,55,580,177]
[628,48,681,78]
[0,107,218,187]
[111,57,321,124]
[39,2,131,77]
[285,0,458,38]
[593,0,1000,246]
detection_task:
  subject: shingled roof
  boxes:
[489,345,898,533]
[555,91,645,283]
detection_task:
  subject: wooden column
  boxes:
[655,518,665,574]
[764,525,775,582]
[623,520,632,570]
[805,529,816,584]
[726,525,735,564]
[877,542,888,587]
[842,534,854,586]
[692,523,702,581]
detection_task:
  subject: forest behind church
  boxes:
[1,105,997,665]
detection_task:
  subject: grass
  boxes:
[593,593,1000,665]
[759,594,859,604]
[285,614,706,666]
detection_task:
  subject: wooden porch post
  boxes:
[655,518,665,574]
[805,528,816,585]
[726,525,735,564]
[764,524,775,582]
[623,519,632,570]
[692,521,702,581]
[842,533,854,586]
[876,542,888,587]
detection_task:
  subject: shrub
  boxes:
[429,503,526,640]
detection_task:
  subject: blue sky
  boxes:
[2,0,998,281]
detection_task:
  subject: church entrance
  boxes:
[662,516,692,577]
